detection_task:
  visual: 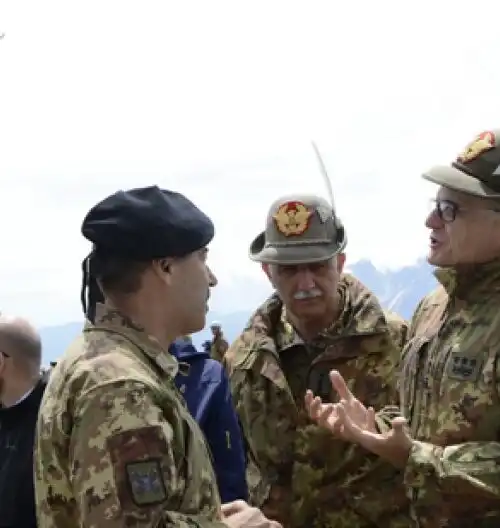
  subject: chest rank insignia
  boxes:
[273,201,312,236]
[457,131,496,163]
[446,343,481,382]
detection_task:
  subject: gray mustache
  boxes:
[293,289,322,300]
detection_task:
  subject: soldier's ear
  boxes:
[156,259,172,274]
[152,258,174,282]
[261,263,277,287]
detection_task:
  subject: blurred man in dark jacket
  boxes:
[0,315,45,528]
[170,336,248,503]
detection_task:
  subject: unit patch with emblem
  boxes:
[126,459,167,506]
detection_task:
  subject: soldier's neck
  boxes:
[1,377,37,408]
[111,298,180,351]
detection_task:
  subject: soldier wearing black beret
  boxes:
[79,184,217,326]
[34,185,281,528]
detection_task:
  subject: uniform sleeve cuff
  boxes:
[374,406,401,434]
[404,440,439,489]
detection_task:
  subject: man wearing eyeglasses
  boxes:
[305,129,500,527]
[0,315,45,528]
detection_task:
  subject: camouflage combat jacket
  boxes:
[211,335,229,363]
[34,304,225,528]
[378,260,500,527]
[224,274,410,528]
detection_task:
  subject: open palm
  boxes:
[305,370,413,467]
[305,370,377,440]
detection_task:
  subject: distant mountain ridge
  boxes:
[350,258,437,319]
[39,259,438,365]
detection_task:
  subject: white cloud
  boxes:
[1,0,500,326]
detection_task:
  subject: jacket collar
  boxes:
[87,303,179,377]
[434,258,500,301]
[243,274,389,357]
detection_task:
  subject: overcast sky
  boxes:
[2,0,500,327]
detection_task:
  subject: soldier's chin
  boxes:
[427,247,452,267]
[187,313,207,336]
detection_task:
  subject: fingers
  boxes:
[305,391,324,420]
[390,417,413,454]
[304,390,314,411]
[305,390,341,433]
[316,403,337,428]
[336,401,347,419]
[366,407,377,433]
[329,370,354,402]
[336,400,362,439]
[221,500,248,516]
[391,416,408,434]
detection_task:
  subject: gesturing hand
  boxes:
[222,500,283,528]
[335,402,413,468]
[305,369,413,468]
[305,370,377,441]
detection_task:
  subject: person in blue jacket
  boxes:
[169,336,248,503]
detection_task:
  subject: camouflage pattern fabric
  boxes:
[34,304,226,528]
[224,274,411,528]
[379,260,500,527]
[211,335,229,363]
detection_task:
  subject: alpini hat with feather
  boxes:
[249,193,347,265]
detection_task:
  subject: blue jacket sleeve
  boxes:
[204,368,249,503]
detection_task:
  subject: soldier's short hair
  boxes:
[94,254,151,295]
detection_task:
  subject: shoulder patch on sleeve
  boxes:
[107,426,170,509]
[125,459,167,506]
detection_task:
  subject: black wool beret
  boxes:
[81,185,214,259]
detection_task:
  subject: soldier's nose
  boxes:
[296,269,316,290]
